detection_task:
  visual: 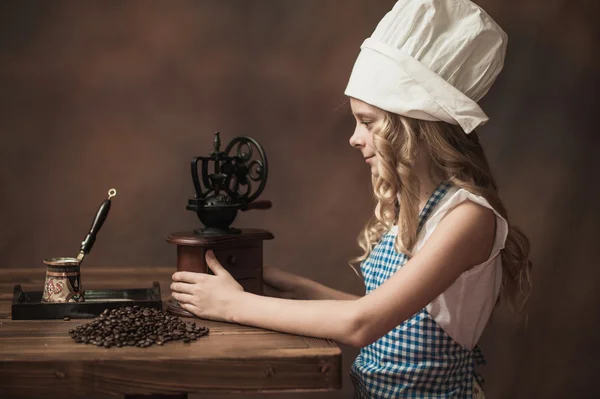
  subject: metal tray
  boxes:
[11,281,163,320]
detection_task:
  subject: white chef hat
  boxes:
[344,0,508,134]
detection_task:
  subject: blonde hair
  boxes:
[350,112,533,314]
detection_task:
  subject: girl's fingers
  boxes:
[170,282,196,295]
[171,291,196,304]
[172,271,205,284]
[205,250,228,277]
[179,302,200,316]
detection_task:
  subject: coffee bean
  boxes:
[68,306,209,348]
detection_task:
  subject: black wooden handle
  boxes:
[241,200,272,211]
[79,199,112,255]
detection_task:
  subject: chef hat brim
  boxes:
[344,38,489,134]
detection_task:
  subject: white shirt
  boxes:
[391,187,507,350]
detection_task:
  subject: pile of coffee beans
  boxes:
[68,305,209,348]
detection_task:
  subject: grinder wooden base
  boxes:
[166,299,195,318]
[166,228,274,317]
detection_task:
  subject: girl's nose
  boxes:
[349,127,364,148]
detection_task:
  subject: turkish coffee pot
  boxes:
[41,189,117,303]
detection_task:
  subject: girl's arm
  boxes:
[264,264,362,300]
[172,201,495,348]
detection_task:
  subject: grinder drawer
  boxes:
[212,246,262,280]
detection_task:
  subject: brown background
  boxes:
[1,1,598,398]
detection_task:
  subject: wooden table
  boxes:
[0,266,342,398]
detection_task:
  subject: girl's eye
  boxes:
[361,121,372,127]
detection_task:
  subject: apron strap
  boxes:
[417,181,452,233]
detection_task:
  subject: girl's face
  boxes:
[349,97,385,177]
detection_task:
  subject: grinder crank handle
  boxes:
[241,200,272,211]
[79,189,116,257]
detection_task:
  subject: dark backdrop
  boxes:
[1,1,598,398]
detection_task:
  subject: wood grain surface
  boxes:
[0,267,341,398]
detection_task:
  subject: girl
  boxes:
[170,0,533,397]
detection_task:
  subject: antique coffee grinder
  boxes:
[166,132,273,317]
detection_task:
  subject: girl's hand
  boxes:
[170,250,244,322]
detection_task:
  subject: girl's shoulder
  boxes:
[416,186,509,261]
[433,186,506,227]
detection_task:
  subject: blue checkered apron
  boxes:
[350,182,486,398]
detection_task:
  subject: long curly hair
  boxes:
[349,112,533,314]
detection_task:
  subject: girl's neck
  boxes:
[413,149,444,213]
[417,174,444,213]
[417,169,444,213]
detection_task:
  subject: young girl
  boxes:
[170,0,533,397]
